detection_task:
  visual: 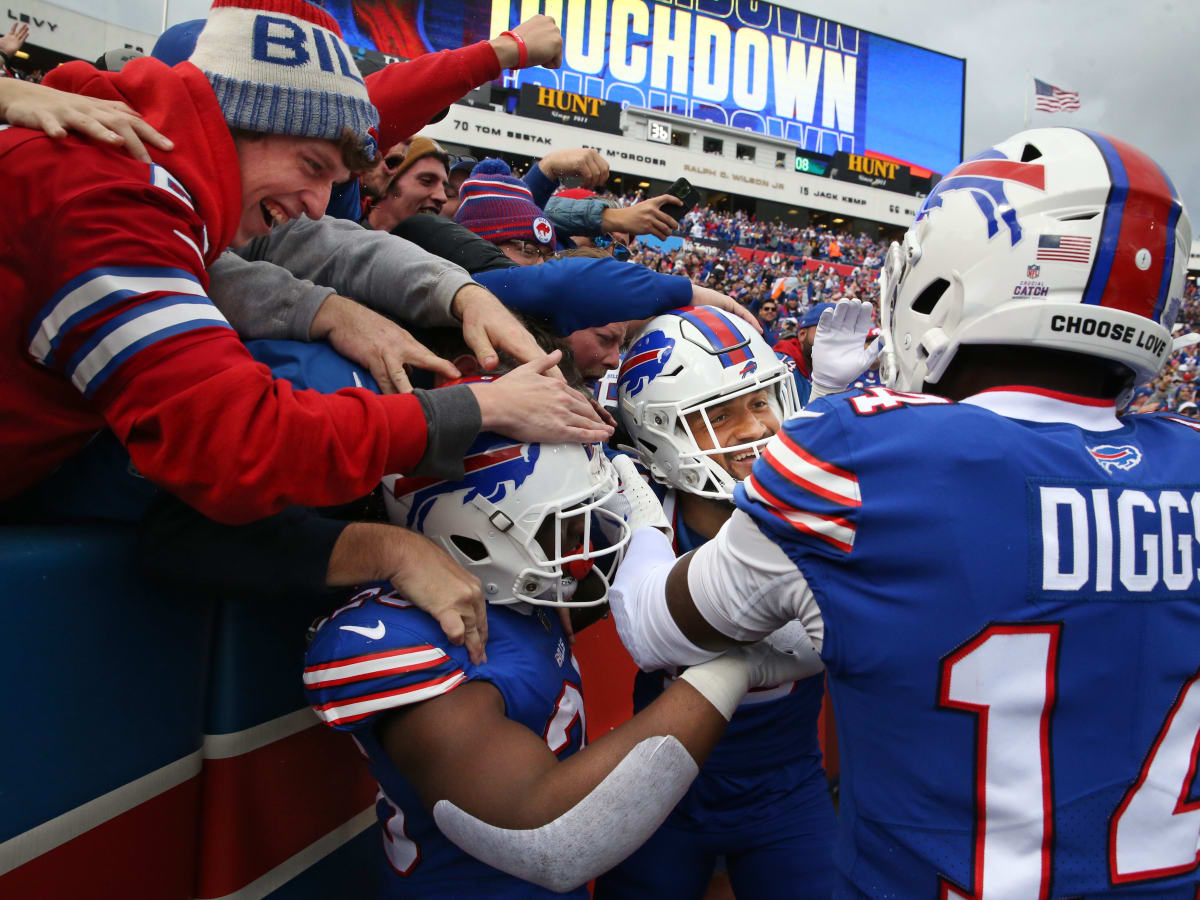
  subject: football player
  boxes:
[303,416,822,897]
[598,306,837,898]
[609,128,1200,896]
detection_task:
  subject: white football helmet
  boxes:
[617,306,800,499]
[382,435,630,608]
[880,127,1191,392]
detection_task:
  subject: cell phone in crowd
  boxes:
[661,177,701,221]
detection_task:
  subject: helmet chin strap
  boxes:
[538,577,578,602]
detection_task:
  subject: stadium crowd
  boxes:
[2,0,1199,897]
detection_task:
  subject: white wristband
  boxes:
[679,652,751,721]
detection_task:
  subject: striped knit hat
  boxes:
[454,158,556,246]
[190,0,378,158]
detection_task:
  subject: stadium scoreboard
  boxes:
[327,0,965,175]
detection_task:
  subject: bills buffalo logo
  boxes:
[1027,264,1041,278]
[391,439,541,529]
[916,150,1045,246]
[739,360,758,377]
[618,331,676,397]
[532,216,554,245]
[1087,444,1143,474]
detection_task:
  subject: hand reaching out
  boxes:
[0,78,174,163]
[603,195,684,240]
[0,23,29,59]
[469,351,614,444]
[310,294,460,393]
[490,14,562,69]
[688,285,762,334]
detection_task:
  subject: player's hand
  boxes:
[688,286,762,334]
[602,195,684,240]
[470,350,614,444]
[491,14,562,69]
[310,293,460,393]
[810,298,881,392]
[728,625,824,690]
[0,22,29,57]
[598,454,673,545]
[0,78,174,163]
[325,523,489,665]
[756,621,825,685]
[384,528,490,666]
[538,148,609,188]
[450,283,557,375]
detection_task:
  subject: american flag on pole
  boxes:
[1034,78,1080,112]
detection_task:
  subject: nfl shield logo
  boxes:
[1027,264,1041,278]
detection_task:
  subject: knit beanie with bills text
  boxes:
[189,0,378,158]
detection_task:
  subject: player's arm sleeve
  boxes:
[304,611,468,733]
[139,494,348,595]
[237,216,472,334]
[31,182,462,525]
[687,509,824,648]
[365,41,500,152]
[543,196,606,239]
[207,249,333,341]
[473,258,694,336]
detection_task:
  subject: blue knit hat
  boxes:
[151,19,204,66]
[454,158,556,246]
[188,0,378,158]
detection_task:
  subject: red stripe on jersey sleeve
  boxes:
[748,472,856,553]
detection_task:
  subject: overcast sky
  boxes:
[778,0,1200,220]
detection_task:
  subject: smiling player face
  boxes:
[684,389,781,481]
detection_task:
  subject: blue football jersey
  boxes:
[304,587,587,899]
[735,388,1200,897]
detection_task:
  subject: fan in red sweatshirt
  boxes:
[0,0,454,525]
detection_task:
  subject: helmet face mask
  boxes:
[880,128,1191,394]
[384,440,630,608]
[618,307,801,499]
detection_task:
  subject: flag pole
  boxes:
[1024,73,1031,130]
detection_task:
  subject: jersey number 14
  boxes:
[937,623,1200,898]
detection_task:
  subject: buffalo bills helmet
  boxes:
[383,433,630,608]
[880,127,1191,393]
[617,306,800,499]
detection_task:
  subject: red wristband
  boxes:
[500,30,528,69]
